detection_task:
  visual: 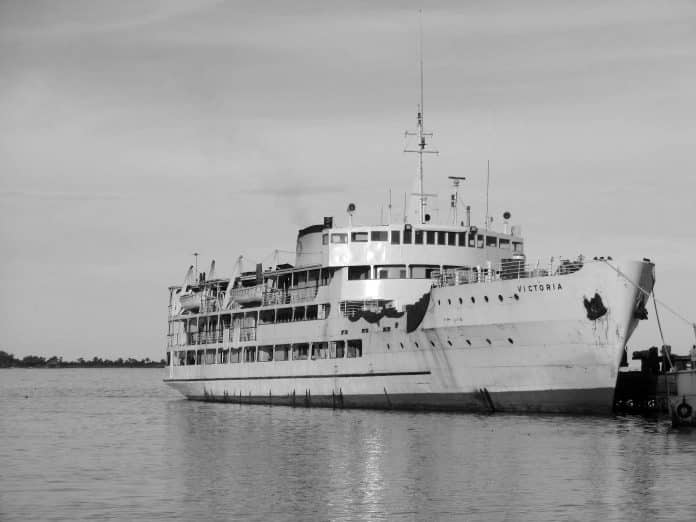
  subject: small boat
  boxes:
[228,285,264,305]
[179,291,203,312]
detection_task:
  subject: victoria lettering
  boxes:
[517,281,563,293]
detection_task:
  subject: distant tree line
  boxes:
[0,350,165,368]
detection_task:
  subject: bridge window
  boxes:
[411,264,440,279]
[306,304,318,320]
[486,236,498,248]
[403,226,412,244]
[513,241,523,253]
[276,307,292,323]
[259,309,275,324]
[330,340,345,358]
[311,342,328,359]
[375,265,407,279]
[458,232,467,246]
[448,232,457,245]
[348,265,371,280]
[230,348,241,363]
[322,233,328,245]
[274,344,290,361]
[351,231,368,242]
[293,306,306,321]
[426,231,436,244]
[347,339,363,358]
[415,230,424,244]
[294,271,307,286]
[292,343,309,360]
[477,234,484,248]
[391,230,400,244]
[331,233,348,244]
[244,346,256,363]
[320,268,335,286]
[258,345,273,362]
[308,269,319,285]
[318,303,331,319]
[371,231,388,241]
[499,238,510,249]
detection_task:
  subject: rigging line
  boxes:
[653,288,673,405]
[601,260,695,327]
[652,289,667,347]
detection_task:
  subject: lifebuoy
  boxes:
[677,401,693,419]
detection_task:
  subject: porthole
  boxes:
[498,294,503,302]
[400,342,404,349]
[448,299,452,305]
[514,294,519,301]
[437,299,441,305]
[507,338,514,344]
[415,342,419,348]
[484,296,489,302]
[486,338,491,345]
[395,322,399,328]
[447,340,452,346]
[466,339,471,346]
[387,344,391,350]
[458,297,463,305]
[471,297,476,304]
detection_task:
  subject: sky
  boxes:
[1,0,695,360]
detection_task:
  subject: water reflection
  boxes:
[163,405,696,521]
[1,370,695,521]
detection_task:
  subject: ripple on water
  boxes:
[1,369,695,522]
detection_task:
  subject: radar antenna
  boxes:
[448,176,466,224]
[404,10,438,224]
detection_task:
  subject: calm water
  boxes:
[0,369,694,521]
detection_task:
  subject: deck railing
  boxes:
[188,331,225,345]
[432,257,584,288]
[262,286,319,306]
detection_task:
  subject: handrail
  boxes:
[432,257,585,288]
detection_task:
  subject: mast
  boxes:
[405,10,438,224]
[485,160,490,231]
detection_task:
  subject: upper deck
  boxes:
[296,221,524,270]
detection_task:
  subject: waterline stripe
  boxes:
[164,370,431,383]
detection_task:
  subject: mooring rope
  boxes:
[601,260,695,330]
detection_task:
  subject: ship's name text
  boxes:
[517,281,563,293]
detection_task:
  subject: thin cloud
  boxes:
[0,190,123,201]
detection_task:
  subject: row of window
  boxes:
[173,340,363,365]
[323,229,522,252]
[259,303,331,324]
[347,264,494,281]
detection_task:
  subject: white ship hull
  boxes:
[165,259,654,414]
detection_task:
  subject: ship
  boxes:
[163,44,656,414]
